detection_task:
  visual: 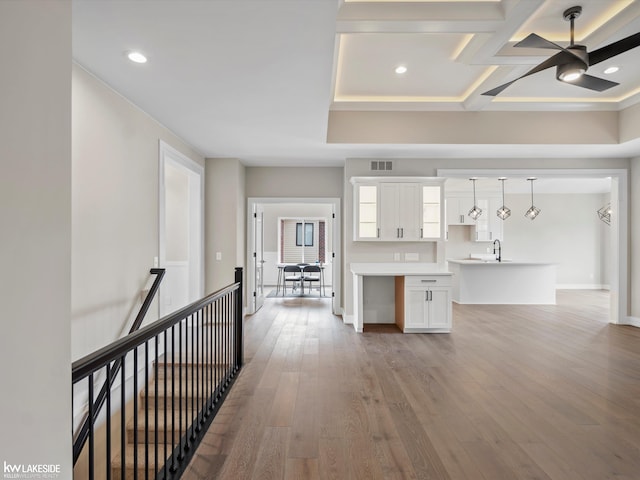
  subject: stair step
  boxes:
[111,443,180,480]
[139,377,230,410]
[125,408,199,443]
[153,361,231,380]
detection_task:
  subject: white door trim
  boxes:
[247,197,341,316]
[159,140,205,316]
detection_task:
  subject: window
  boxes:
[296,222,314,246]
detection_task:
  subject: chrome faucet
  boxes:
[493,239,502,262]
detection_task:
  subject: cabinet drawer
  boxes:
[404,275,452,287]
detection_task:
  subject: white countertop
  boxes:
[350,262,452,276]
[447,259,556,266]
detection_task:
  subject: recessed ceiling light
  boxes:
[395,65,407,74]
[127,51,147,64]
[603,66,619,75]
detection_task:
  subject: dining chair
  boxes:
[283,265,303,295]
[302,265,323,297]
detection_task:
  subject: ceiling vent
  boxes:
[371,160,393,171]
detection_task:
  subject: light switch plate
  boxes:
[393,253,401,261]
[405,252,419,261]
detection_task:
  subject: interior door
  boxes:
[253,204,265,312]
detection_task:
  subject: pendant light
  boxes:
[468,178,482,220]
[524,177,541,220]
[496,177,511,220]
[597,203,612,225]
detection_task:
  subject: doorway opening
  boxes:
[439,168,628,325]
[158,141,204,317]
[247,198,341,316]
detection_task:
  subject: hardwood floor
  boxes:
[182,291,640,480]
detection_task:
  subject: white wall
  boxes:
[72,64,204,360]
[446,193,610,288]
[0,1,72,473]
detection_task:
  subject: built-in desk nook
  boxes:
[350,263,453,333]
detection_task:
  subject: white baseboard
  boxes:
[626,316,640,328]
[556,284,608,290]
[343,314,353,325]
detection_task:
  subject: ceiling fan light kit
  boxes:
[482,5,640,96]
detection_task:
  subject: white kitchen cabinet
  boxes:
[379,183,420,240]
[445,194,503,242]
[473,196,504,242]
[354,183,379,240]
[421,185,442,240]
[401,275,452,333]
[445,196,472,226]
[352,177,443,242]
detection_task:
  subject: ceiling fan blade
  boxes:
[482,51,573,96]
[589,32,640,65]
[568,74,619,92]
[514,33,565,50]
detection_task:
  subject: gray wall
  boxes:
[246,167,343,198]
[0,1,72,473]
[72,64,205,360]
[205,158,246,293]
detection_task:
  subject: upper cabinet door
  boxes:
[353,178,444,242]
[355,183,379,241]
[421,185,442,240]
[379,183,401,240]
[380,183,421,241]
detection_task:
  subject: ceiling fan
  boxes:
[482,5,640,96]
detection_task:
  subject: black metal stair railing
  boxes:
[72,267,244,480]
[73,268,166,464]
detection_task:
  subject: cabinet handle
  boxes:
[460,215,464,224]
[425,291,429,302]
[377,227,380,238]
[421,279,437,283]
[430,291,433,301]
[400,227,404,238]
[420,227,423,238]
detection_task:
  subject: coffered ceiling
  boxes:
[333,0,640,111]
[72,0,640,166]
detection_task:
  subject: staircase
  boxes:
[72,267,243,480]
[111,356,229,480]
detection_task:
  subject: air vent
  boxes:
[370,161,393,171]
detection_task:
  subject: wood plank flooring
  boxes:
[182,291,640,480]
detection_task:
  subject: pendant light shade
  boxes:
[524,177,541,220]
[597,203,612,225]
[468,178,482,220]
[496,177,511,220]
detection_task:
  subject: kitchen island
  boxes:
[447,259,556,304]
[350,263,453,333]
